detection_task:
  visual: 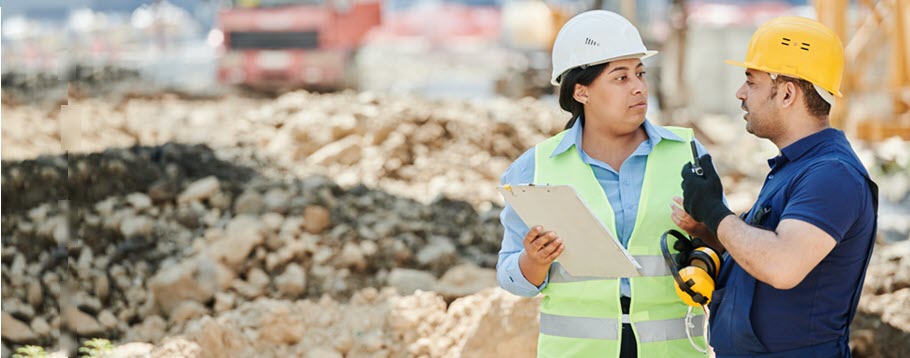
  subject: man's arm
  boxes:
[715,216,836,289]
[681,156,865,289]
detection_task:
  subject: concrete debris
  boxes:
[2,92,907,356]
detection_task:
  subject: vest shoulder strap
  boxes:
[662,126,694,142]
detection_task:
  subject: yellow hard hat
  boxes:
[726,16,844,98]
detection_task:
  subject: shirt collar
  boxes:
[549,118,685,158]
[768,127,843,168]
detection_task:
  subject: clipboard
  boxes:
[498,184,642,278]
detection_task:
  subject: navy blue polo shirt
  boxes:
[709,128,877,356]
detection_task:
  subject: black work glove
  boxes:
[681,154,733,236]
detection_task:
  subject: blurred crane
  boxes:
[816,0,910,140]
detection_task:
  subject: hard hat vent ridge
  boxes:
[780,38,811,51]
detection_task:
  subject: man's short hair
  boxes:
[771,76,832,119]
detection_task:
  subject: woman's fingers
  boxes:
[522,226,543,247]
[532,231,557,251]
[522,227,561,264]
[544,242,565,261]
[541,238,562,256]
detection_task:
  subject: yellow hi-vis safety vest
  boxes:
[534,126,707,358]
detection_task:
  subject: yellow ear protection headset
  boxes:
[660,229,722,307]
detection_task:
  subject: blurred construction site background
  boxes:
[2,0,909,357]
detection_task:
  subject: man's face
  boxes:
[735,69,783,139]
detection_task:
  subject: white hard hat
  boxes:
[550,10,657,86]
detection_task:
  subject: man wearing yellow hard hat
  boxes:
[675,16,879,357]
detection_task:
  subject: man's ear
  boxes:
[573,84,589,104]
[779,81,797,108]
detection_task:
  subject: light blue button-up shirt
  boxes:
[496,119,710,297]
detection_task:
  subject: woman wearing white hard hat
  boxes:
[497,10,714,358]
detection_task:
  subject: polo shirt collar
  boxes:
[769,127,843,168]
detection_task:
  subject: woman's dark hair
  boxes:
[558,63,609,129]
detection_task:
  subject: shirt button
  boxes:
[623,180,630,185]
[626,204,635,210]
[769,174,775,179]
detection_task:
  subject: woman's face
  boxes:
[576,58,649,133]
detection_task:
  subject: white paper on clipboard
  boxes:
[498,184,642,278]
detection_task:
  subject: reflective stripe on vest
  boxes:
[540,312,705,342]
[548,257,671,283]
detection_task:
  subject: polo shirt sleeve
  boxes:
[780,160,866,243]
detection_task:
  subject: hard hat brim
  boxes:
[551,50,659,86]
[723,59,750,69]
[724,60,843,98]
